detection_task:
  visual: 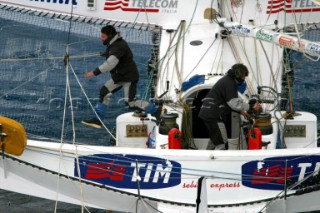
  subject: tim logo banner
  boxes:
[266,0,320,14]
[242,155,320,190]
[104,0,178,13]
[75,154,181,189]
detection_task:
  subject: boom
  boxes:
[221,20,320,59]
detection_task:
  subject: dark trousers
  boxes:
[203,119,228,150]
[99,79,137,106]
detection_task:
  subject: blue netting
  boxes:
[0,7,158,145]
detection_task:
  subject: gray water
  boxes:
[0,189,106,212]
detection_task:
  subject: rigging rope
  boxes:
[54,53,69,213]
[158,21,183,95]
[75,145,91,213]
[210,39,222,75]
[55,2,89,211]
[183,37,218,82]
[155,0,200,96]
[68,62,116,140]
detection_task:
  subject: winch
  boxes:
[254,113,273,135]
[159,113,179,135]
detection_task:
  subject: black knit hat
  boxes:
[101,25,117,37]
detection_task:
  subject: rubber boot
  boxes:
[95,102,107,119]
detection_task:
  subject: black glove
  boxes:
[249,98,258,107]
[248,98,259,114]
[100,51,107,57]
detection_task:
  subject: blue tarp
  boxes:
[181,74,205,91]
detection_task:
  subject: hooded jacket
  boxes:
[93,34,139,83]
[199,74,249,121]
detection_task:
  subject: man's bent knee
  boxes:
[99,86,110,103]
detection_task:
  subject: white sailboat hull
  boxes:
[1,140,320,212]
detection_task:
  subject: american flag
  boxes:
[104,0,159,12]
[266,0,320,14]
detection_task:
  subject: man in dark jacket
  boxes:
[199,63,261,150]
[82,25,140,128]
